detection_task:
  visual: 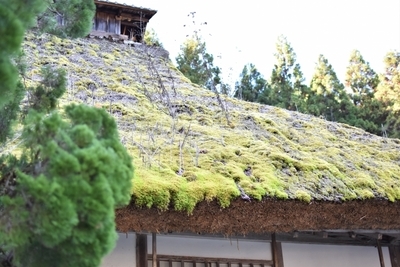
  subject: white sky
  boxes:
[124,0,400,87]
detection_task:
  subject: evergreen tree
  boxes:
[259,36,307,111]
[375,51,400,137]
[37,0,95,38]
[345,50,379,106]
[144,28,163,47]
[307,55,353,122]
[344,50,386,135]
[291,62,310,113]
[175,35,221,90]
[0,1,133,267]
[0,0,48,142]
[1,106,133,267]
[234,63,266,102]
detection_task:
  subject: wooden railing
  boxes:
[147,254,273,267]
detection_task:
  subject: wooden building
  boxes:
[99,125,400,267]
[100,199,400,267]
[88,28,400,265]
[91,0,157,42]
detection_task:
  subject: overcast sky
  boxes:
[124,0,400,88]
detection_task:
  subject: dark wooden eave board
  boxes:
[130,231,400,247]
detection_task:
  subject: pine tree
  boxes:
[0,0,48,142]
[1,105,133,267]
[234,63,266,102]
[307,55,353,122]
[345,50,379,106]
[259,36,307,111]
[37,0,95,38]
[0,1,132,267]
[175,35,221,90]
[375,51,400,137]
[292,63,310,113]
[344,50,386,135]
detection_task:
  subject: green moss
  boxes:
[182,171,197,181]
[275,190,289,199]
[354,188,375,199]
[88,49,98,57]
[112,49,121,57]
[101,52,116,64]
[269,152,294,165]
[352,174,377,189]
[225,163,247,182]
[21,32,400,212]
[196,116,214,126]
[385,186,400,202]
[173,183,204,213]
[132,168,179,210]
[262,175,287,198]
[89,43,100,51]
[50,35,62,44]
[295,190,312,202]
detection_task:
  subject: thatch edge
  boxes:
[116,198,400,234]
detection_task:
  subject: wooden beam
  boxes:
[162,230,400,246]
[276,242,284,267]
[136,233,148,267]
[118,14,150,22]
[272,233,277,267]
[377,239,386,267]
[271,233,284,267]
[277,232,376,246]
[389,245,400,267]
[152,233,157,267]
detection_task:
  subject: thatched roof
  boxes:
[94,0,157,15]
[22,33,400,239]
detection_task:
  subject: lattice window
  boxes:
[147,254,273,267]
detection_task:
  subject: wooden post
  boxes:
[271,233,284,267]
[152,233,157,267]
[377,239,385,267]
[136,233,148,267]
[389,245,400,267]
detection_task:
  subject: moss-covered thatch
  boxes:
[22,33,400,213]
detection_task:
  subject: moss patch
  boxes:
[21,32,400,212]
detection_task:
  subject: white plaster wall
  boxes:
[282,242,391,267]
[100,232,136,267]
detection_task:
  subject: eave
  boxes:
[116,198,400,246]
[94,0,157,18]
